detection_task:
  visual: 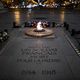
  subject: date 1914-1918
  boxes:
[21,70,56,75]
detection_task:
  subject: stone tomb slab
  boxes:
[0,28,80,80]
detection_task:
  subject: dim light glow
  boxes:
[14,11,20,24]
[61,11,65,23]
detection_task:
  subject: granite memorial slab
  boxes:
[0,28,80,80]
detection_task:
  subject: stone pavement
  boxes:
[0,27,80,80]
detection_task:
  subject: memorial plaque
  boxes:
[0,28,80,80]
